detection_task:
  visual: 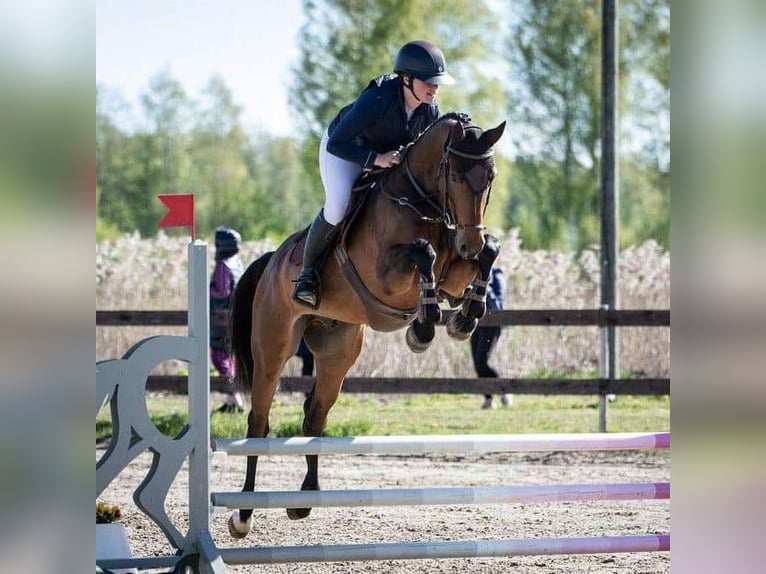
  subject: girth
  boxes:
[334,246,418,332]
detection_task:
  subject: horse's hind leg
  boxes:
[286,322,365,520]
[405,239,439,353]
[227,409,268,538]
[228,325,294,538]
[447,234,501,340]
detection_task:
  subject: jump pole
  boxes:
[212,481,669,509]
[218,534,670,565]
[213,431,669,456]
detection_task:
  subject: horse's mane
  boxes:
[402,112,493,166]
[401,111,473,157]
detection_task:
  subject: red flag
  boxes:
[158,193,195,239]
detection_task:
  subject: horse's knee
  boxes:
[407,238,436,273]
[479,234,501,269]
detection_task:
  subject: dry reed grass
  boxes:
[96,230,669,378]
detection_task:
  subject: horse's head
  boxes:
[442,115,506,259]
[404,113,506,260]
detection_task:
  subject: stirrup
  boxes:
[293,272,320,309]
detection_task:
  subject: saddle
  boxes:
[288,170,383,267]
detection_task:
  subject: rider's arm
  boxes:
[326,86,388,170]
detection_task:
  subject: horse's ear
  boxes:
[449,118,465,144]
[481,121,506,149]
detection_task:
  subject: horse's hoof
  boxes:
[406,324,432,353]
[467,301,487,319]
[227,511,252,539]
[446,314,477,340]
[286,507,312,520]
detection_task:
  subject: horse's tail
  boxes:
[230,250,274,390]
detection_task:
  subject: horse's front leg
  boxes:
[404,238,440,353]
[446,234,501,340]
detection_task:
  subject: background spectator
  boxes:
[470,266,511,409]
[210,227,245,413]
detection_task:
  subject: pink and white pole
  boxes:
[218,535,670,565]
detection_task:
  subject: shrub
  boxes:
[96,501,122,523]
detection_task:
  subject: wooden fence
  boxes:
[97,309,669,396]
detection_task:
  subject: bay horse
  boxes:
[227,112,506,538]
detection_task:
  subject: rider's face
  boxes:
[411,77,439,104]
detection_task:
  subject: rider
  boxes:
[292,40,456,308]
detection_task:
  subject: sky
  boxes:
[96,0,305,135]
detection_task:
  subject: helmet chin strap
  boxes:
[403,75,422,103]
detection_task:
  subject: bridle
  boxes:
[379,122,495,231]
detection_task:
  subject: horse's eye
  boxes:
[465,164,490,193]
[450,173,459,183]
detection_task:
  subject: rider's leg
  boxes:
[293,209,336,308]
[293,130,361,308]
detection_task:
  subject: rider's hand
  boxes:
[373,150,402,169]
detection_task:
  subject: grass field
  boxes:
[97,392,670,444]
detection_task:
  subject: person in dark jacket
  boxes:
[470,267,512,409]
[293,39,455,308]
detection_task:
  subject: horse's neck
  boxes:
[381,143,442,208]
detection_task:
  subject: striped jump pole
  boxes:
[217,534,670,565]
[212,482,669,510]
[212,431,669,456]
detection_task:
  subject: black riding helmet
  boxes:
[393,40,455,85]
[214,226,241,260]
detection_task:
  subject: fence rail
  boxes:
[100,308,670,397]
[146,375,669,395]
[97,308,669,327]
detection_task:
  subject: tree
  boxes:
[505,0,602,250]
[505,0,669,250]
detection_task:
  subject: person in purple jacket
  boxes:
[293,40,456,308]
[210,227,245,413]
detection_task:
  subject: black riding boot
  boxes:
[293,210,336,308]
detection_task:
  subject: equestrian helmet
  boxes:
[214,226,241,256]
[394,40,455,85]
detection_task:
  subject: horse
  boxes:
[227,112,506,538]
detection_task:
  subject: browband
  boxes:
[446,145,494,160]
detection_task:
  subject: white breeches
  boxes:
[319,130,363,225]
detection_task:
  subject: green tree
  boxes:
[185,76,254,237]
[505,0,669,250]
[506,0,602,250]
